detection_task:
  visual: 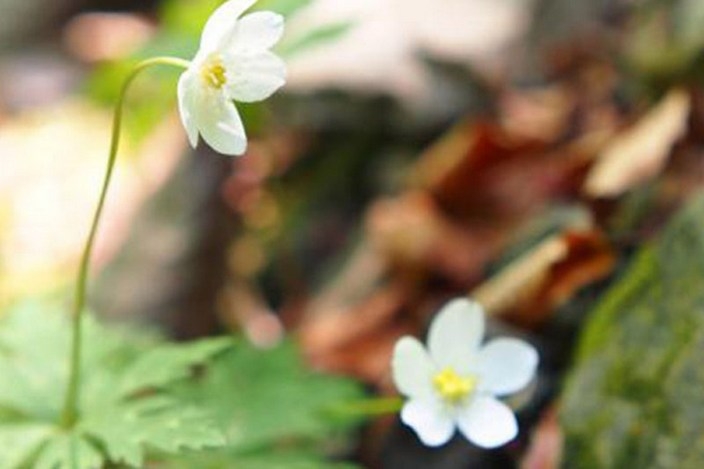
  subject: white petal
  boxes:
[232,11,284,53]
[193,91,247,156]
[392,337,435,399]
[401,398,455,447]
[177,71,200,148]
[457,396,518,449]
[200,0,257,52]
[428,298,484,374]
[224,50,286,103]
[477,338,539,396]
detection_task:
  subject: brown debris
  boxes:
[366,191,501,285]
[473,230,616,327]
[221,58,701,406]
[299,283,415,385]
[584,89,691,198]
[521,406,564,469]
[294,70,622,385]
[63,13,155,63]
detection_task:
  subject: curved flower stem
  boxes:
[324,396,404,420]
[60,56,190,429]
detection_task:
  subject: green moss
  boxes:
[561,194,704,468]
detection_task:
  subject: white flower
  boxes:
[392,298,539,448]
[177,0,286,156]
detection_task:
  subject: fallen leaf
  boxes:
[584,89,690,197]
[473,230,616,327]
[472,235,569,316]
[366,191,500,285]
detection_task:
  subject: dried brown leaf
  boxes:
[473,230,615,326]
[584,89,691,198]
[366,192,500,284]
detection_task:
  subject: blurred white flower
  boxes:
[178,0,286,156]
[392,298,538,448]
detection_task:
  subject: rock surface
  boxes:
[561,193,704,468]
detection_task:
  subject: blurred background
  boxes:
[2,0,704,467]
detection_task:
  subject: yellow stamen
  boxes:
[433,368,477,403]
[200,56,227,89]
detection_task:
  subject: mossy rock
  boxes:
[561,193,704,468]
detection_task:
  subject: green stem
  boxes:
[60,56,190,429]
[324,397,404,419]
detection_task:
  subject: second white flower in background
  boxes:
[178,0,287,156]
[392,298,539,448]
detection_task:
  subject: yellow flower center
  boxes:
[200,56,227,89]
[432,368,477,403]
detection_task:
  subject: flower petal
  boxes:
[177,71,200,148]
[193,91,247,156]
[392,337,435,399]
[224,50,286,103]
[477,338,539,396]
[457,396,518,449]
[232,11,284,52]
[401,398,455,447]
[200,0,257,52]
[428,298,484,374]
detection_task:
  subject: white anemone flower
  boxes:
[392,298,539,448]
[178,0,286,156]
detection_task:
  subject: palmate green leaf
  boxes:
[0,424,53,468]
[561,193,704,468]
[160,341,364,467]
[81,397,225,467]
[0,303,231,468]
[116,337,233,397]
[33,432,103,469]
[176,341,363,451]
[0,302,132,420]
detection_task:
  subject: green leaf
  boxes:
[0,302,132,421]
[161,341,363,466]
[81,398,225,467]
[117,337,233,397]
[32,432,103,469]
[179,341,362,451]
[0,302,358,468]
[561,193,704,467]
[0,303,227,468]
[0,424,52,468]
